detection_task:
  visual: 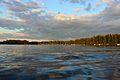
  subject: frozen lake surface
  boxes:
[0,45,120,80]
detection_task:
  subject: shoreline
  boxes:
[0,43,120,47]
[0,34,120,46]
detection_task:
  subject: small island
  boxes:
[0,34,120,46]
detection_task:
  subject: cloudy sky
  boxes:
[0,0,120,41]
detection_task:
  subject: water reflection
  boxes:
[0,45,120,80]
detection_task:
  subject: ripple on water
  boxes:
[0,45,120,80]
[57,53,112,61]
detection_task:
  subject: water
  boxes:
[0,45,120,80]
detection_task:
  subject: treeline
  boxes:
[38,34,120,46]
[73,34,120,46]
[0,34,120,46]
[0,40,44,45]
[0,40,29,44]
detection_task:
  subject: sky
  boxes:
[0,0,120,41]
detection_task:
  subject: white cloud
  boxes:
[54,14,77,21]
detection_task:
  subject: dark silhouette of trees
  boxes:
[1,40,29,44]
[72,34,120,46]
[0,34,120,46]
[39,34,120,46]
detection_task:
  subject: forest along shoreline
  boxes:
[0,34,120,46]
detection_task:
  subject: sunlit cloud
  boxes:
[116,4,120,10]
[31,9,42,13]
[55,14,77,21]
[16,0,21,2]
[13,32,29,37]
[102,0,113,3]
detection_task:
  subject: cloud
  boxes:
[0,0,120,40]
[47,11,58,15]
[12,32,29,37]
[0,32,29,41]
[16,0,21,2]
[85,3,92,11]
[102,0,114,3]
[9,6,28,12]
[54,14,77,21]
[31,9,42,13]
[62,0,86,4]
[62,0,80,4]
[74,8,83,12]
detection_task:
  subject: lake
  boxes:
[0,45,120,80]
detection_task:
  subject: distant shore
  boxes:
[0,34,120,46]
[0,42,120,46]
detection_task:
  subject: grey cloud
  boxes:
[1,0,46,13]
[24,1,41,9]
[0,12,95,39]
[0,33,13,38]
[0,18,27,30]
[85,3,92,11]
